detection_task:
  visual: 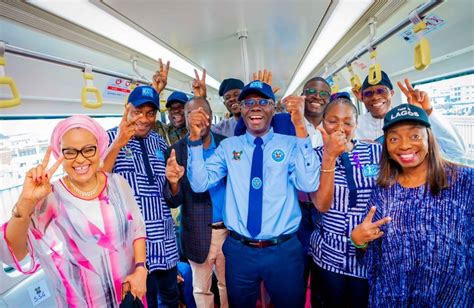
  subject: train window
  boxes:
[413,72,474,165]
[0,117,120,224]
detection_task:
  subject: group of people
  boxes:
[0,58,471,308]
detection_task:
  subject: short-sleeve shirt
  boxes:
[309,140,382,278]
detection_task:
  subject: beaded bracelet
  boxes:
[350,237,368,249]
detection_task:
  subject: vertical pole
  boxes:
[237,30,250,83]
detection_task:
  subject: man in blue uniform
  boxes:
[186,81,320,307]
[103,85,179,308]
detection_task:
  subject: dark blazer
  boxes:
[163,133,226,263]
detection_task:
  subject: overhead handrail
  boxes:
[3,43,189,94]
[326,0,444,78]
[0,41,21,108]
[409,9,431,70]
[81,63,103,109]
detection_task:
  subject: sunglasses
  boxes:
[362,88,389,98]
[241,98,274,108]
[302,88,330,98]
[62,146,97,160]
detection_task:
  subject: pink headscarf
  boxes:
[50,115,109,159]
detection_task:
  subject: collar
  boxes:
[245,127,274,146]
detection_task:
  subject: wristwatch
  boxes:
[135,262,148,273]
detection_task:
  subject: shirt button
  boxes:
[306,163,310,166]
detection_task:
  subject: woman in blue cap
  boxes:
[351,97,472,306]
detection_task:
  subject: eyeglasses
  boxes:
[62,146,97,160]
[241,98,274,108]
[302,88,330,98]
[130,109,157,118]
[362,88,389,98]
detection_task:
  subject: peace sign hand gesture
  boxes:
[252,69,281,94]
[397,78,432,115]
[115,105,143,148]
[317,127,347,159]
[351,206,392,247]
[192,69,207,98]
[152,58,170,94]
[19,147,64,215]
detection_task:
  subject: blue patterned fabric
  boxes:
[107,128,179,272]
[365,165,473,307]
[309,141,382,278]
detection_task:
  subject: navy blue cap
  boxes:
[383,104,430,131]
[238,80,275,101]
[361,70,393,91]
[128,85,159,109]
[330,91,351,102]
[166,91,189,108]
[218,78,244,96]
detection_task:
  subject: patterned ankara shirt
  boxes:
[107,128,178,272]
[309,140,382,278]
[153,121,188,146]
[0,173,146,307]
[365,165,473,307]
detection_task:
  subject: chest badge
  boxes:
[362,164,380,178]
[123,146,133,159]
[272,149,285,162]
[155,149,165,161]
[232,150,243,160]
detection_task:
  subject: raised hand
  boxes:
[166,149,185,184]
[152,58,170,94]
[19,147,64,215]
[397,78,432,114]
[192,69,207,98]
[252,69,281,94]
[351,206,392,246]
[317,126,347,159]
[283,95,306,127]
[187,107,210,141]
[115,105,143,148]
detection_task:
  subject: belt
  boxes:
[211,222,226,230]
[229,231,293,248]
[299,200,314,210]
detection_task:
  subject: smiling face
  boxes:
[323,102,358,141]
[302,80,331,117]
[223,88,242,116]
[361,85,394,119]
[61,128,100,186]
[241,93,275,137]
[167,102,185,129]
[128,103,157,138]
[386,122,429,172]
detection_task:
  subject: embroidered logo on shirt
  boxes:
[232,150,243,160]
[272,149,285,162]
[123,146,133,159]
[155,149,165,161]
[251,177,262,189]
[362,164,380,178]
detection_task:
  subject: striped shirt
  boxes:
[309,140,382,278]
[365,165,473,307]
[107,128,178,272]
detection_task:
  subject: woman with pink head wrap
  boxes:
[1,115,148,307]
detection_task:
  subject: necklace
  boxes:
[68,174,99,198]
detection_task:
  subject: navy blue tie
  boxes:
[247,137,264,237]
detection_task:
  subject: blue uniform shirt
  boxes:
[202,133,225,223]
[187,128,320,239]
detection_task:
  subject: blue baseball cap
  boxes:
[218,78,244,96]
[383,104,430,131]
[128,85,159,109]
[330,91,351,102]
[238,80,275,101]
[166,91,189,108]
[361,70,393,91]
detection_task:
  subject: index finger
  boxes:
[164,60,170,74]
[158,58,163,71]
[194,69,200,81]
[263,69,268,82]
[267,71,273,85]
[48,156,64,176]
[41,147,52,168]
[404,78,415,92]
[122,104,131,121]
[373,216,392,227]
[252,72,257,81]
[316,126,329,137]
[397,81,410,97]
[364,206,376,223]
[201,69,206,83]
